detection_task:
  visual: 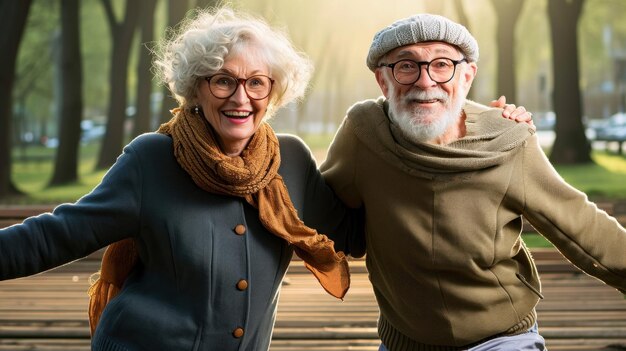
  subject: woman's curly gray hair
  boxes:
[153,7,313,117]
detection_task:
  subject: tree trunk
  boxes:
[132,0,158,137]
[0,0,33,199]
[95,0,140,170]
[49,0,83,186]
[158,0,190,125]
[491,0,524,102]
[548,0,592,164]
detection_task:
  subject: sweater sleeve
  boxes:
[320,117,363,209]
[0,143,143,280]
[521,135,626,293]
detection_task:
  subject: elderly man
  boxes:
[321,14,626,351]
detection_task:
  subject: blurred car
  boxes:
[590,113,626,141]
[533,111,556,131]
[585,118,610,140]
[81,119,106,143]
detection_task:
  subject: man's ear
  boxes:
[462,62,478,92]
[375,69,391,98]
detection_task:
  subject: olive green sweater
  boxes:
[321,97,626,350]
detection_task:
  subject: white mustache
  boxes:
[403,89,449,104]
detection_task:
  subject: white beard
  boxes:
[388,85,465,143]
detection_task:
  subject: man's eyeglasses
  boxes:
[378,57,467,85]
[204,73,275,100]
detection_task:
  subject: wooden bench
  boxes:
[1,251,625,351]
[2,207,626,350]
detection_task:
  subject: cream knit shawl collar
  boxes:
[346,97,535,179]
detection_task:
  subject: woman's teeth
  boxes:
[223,111,251,119]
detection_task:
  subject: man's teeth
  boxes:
[223,111,251,118]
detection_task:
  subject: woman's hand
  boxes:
[490,95,535,129]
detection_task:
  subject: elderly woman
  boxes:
[0,7,362,351]
[0,6,530,351]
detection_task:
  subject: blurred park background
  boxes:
[2,0,626,205]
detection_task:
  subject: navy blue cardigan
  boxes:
[0,133,364,351]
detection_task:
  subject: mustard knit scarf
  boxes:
[87,108,350,335]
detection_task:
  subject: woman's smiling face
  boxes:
[197,46,271,157]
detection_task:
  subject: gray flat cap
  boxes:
[366,14,479,71]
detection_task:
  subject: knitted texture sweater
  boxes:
[321,97,626,349]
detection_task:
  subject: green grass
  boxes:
[521,233,553,248]
[8,142,107,205]
[554,152,626,199]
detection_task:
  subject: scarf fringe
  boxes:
[87,277,120,335]
[87,238,137,335]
